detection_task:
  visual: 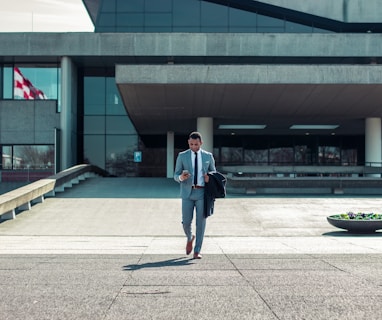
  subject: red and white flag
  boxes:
[14,67,47,100]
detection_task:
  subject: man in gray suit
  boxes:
[174,131,216,259]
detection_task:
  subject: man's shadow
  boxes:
[323,231,382,237]
[123,257,194,271]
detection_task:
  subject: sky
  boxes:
[0,0,94,32]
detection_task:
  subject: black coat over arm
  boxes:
[204,171,227,218]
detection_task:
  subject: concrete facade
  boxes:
[0,33,382,57]
[0,100,59,145]
[116,64,382,84]
[2,0,382,185]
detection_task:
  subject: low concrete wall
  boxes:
[0,164,109,220]
[227,176,382,195]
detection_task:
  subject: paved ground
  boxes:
[0,177,382,319]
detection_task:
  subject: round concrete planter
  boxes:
[327,215,382,233]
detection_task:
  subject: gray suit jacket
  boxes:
[174,149,216,199]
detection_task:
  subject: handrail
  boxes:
[0,164,109,220]
[218,165,382,176]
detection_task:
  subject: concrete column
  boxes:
[197,117,213,152]
[60,56,77,170]
[365,117,382,177]
[166,131,174,178]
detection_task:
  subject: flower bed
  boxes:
[327,212,382,233]
[332,212,382,220]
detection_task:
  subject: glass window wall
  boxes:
[96,0,333,33]
[84,77,106,115]
[106,135,138,176]
[84,135,106,169]
[84,116,105,134]
[106,77,126,115]
[12,145,54,170]
[1,146,12,169]
[117,0,144,12]
[173,0,200,26]
[214,135,362,168]
[1,145,55,182]
[83,76,139,176]
[145,0,171,12]
[2,65,60,101]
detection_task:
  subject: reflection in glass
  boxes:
[2,146,12,169]
[216,135,361,169]
[96,0,330,33]
[11,145,54,169]
[318,146,340,164]
[145,0,171,12]
[83,76,139,176]
[269,147,294,164]
[84,135,105,168]
[106,77,126,115]
[201,1,228,27]
[229,7,256,26]
[286,21,313,33]
[258,14,284,27]
[106,116,136,134]
[106,135,138,176]
[173,0,200,26]
[341,149,357,166]
[3,67,13,99]
[221,147,243,164]
[101,0,116,12]
[13,67,59,100]
[294,145,312,164]
[244,149,268,164]
[1,145,55,182]
[145,13,172,27]
[98,13,116,27]
[117,13,144,27]
[84,77,106,115]
[117,0,144,11]
[84,116,106,134]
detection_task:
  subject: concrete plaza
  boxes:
[0,177,381,319]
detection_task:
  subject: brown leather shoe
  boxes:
[193,252,202,259]
[186,235,195,255]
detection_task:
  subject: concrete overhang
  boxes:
[116,64,382,135]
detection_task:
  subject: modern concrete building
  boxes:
[1,0,382,188]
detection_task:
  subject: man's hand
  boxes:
[180,170,190,181]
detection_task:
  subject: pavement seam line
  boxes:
[224,253,282,320]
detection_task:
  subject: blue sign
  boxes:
[134,151,142,162]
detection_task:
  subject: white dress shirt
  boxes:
[192,150,204,186]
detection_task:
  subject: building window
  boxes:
[221,147,243,164]
[12,145,54,169]
[294,145,313,164]
[97,0,333,33]
[1,145,55,182]
[106,135,138,176]
[1,146,12,169]
[244,149,268,164]
[83,76,139,176]
[2,65,60,102]
[318,146,341,164]
[215,135,362,167]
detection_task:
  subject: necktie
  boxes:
[194,152,198,186]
